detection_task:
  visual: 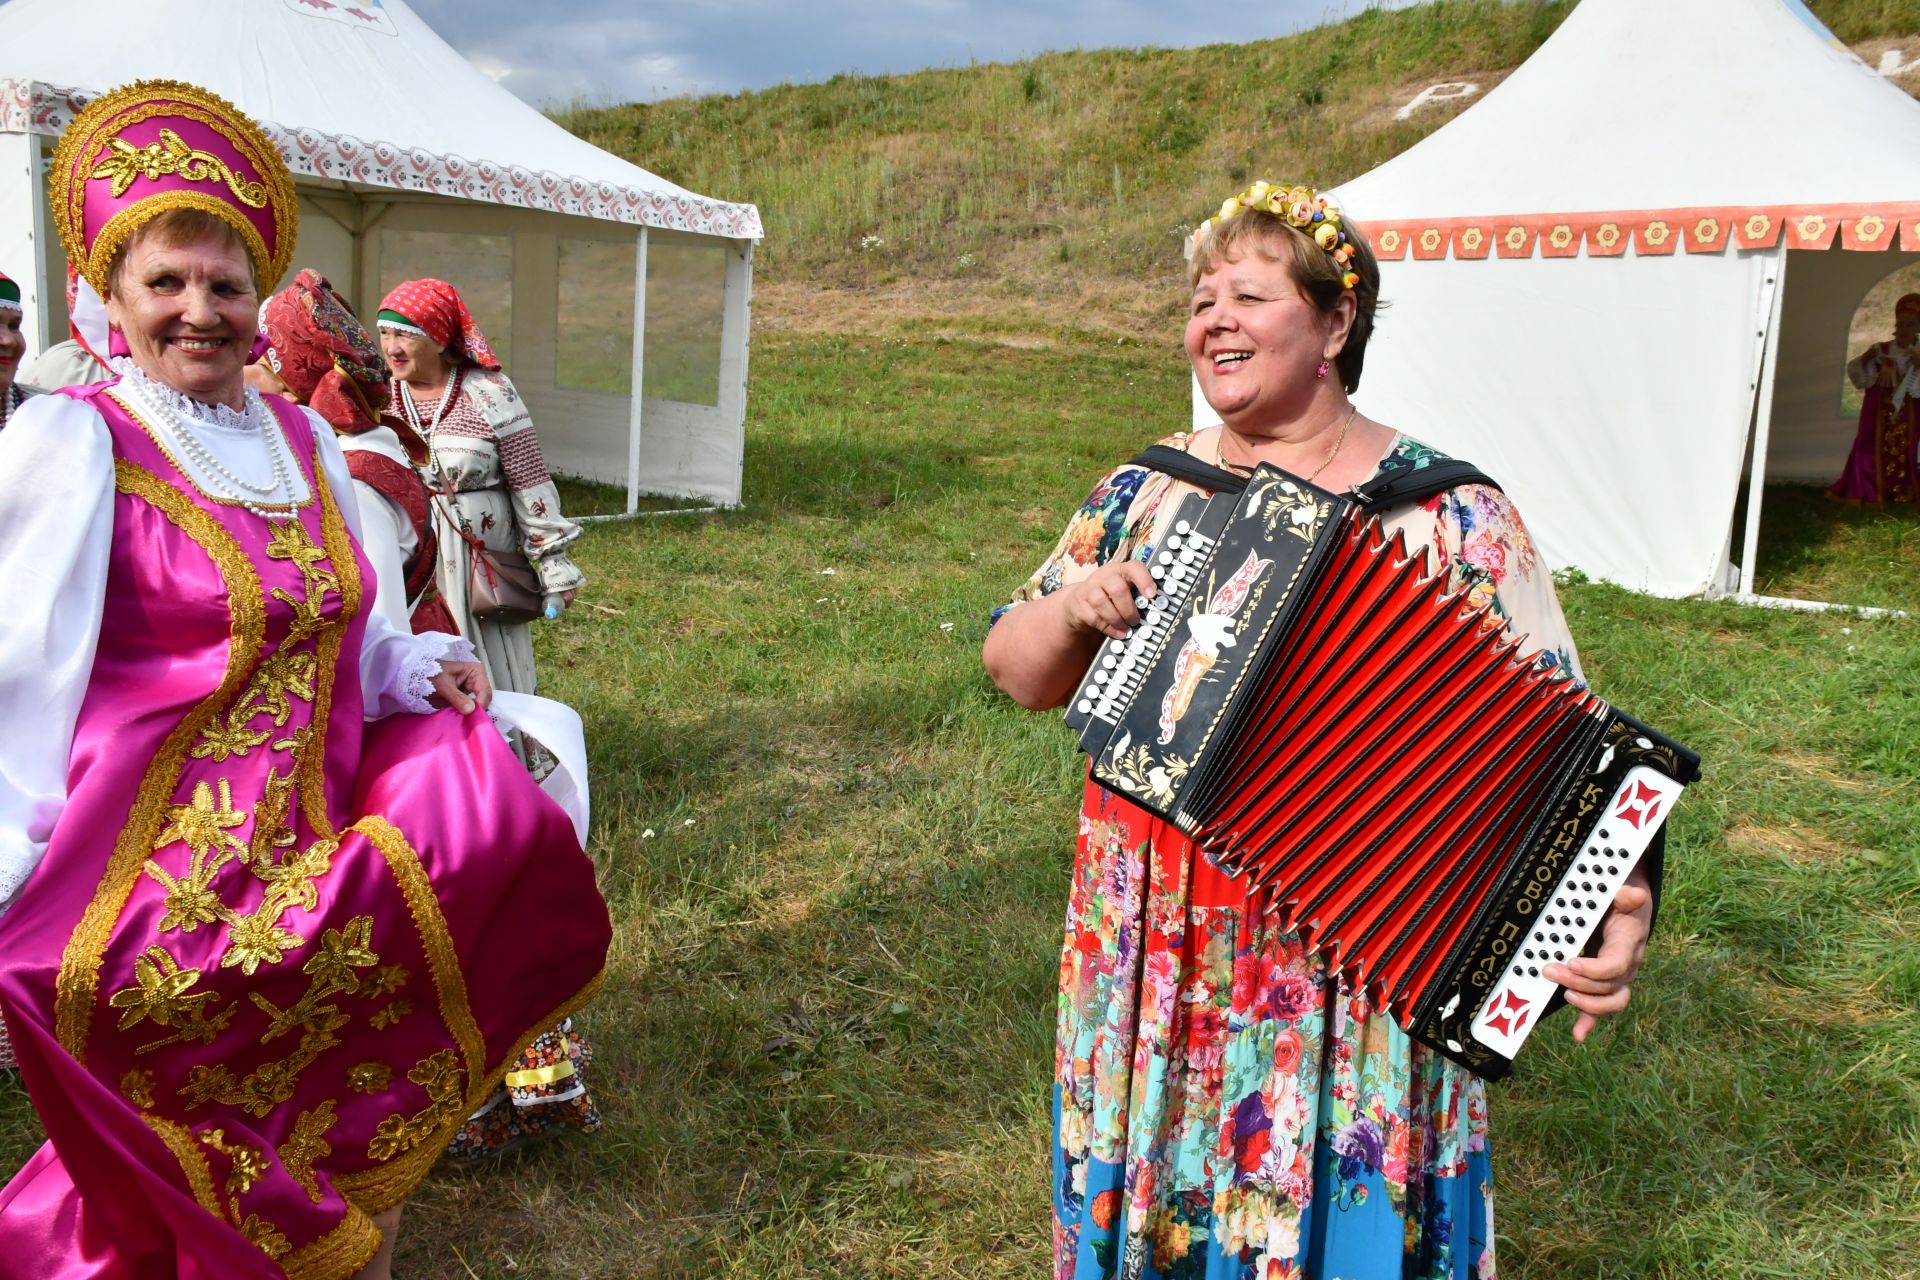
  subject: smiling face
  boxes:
[380,327,450,391]
[106,228,259,408]
[1186,250,1351,432]
[0,309,22,397]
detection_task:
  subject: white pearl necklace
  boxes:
[118,377,300,521]
[399,367,463,493]
[0,385,15,434]
[398,368,458,441]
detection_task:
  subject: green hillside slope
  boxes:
[558,0,1920,295]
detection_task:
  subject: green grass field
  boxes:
[401,329,1916,1279]
[3,2,1918,1276]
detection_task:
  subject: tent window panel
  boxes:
[377,230,514,370]
[645,240,726,407]
[556,239,636,395]
[1841,261,1920,417]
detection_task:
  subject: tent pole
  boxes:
[717,239,754,507]
[1737,244,1788,598]
[626,227,649,517]
[27,135,51,358]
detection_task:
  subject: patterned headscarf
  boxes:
[376,278,501,371]
[261,270,425,460]
[0,270,19,315]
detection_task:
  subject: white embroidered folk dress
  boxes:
[406,370,584,698]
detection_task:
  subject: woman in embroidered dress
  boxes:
[255,274,605,1163]
[0,82,610,1280]
[251,269,458,636]
[1830,292,1920,504]
[376,280,585,700]
[983,183,1658,1280]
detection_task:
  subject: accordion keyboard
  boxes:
[1064,495,1219,738]
[1463,762,1683,1059]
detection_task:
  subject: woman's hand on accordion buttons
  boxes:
[1063,559,1159,641]
[1546,864,1653,1043]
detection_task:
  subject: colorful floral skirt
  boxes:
[445,1019,601,1160]
[1053,780,1496,1280]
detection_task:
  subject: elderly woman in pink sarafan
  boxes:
[0,80,610,1280]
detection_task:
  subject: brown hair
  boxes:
[1188,209,1381,392]
[104,208,258,297]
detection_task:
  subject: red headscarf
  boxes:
[258,270,431,459]
[377,278,502,371]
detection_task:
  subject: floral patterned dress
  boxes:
[995,430,1582,1280]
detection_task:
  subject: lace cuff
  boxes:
[393,630,480,714]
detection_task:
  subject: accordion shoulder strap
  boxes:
[1125,445,1501,508]
[1125,444,1247,493]
[1353,459,1503,509]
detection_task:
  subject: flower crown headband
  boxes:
[1189,181,1361,291]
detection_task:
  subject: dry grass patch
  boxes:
[1727,820,1855,864]
[1767,747,1880,793]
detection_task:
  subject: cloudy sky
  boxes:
[407,0,1425,107]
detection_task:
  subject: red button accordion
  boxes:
[1064,461,1700,1077]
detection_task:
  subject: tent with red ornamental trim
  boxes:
[1193,0,1920,606]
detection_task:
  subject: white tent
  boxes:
[0,0,762,510]
[1195,0,1920,603]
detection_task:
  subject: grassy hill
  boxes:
[558,0,1920,307]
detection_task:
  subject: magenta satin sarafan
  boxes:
[0,386,610,1277]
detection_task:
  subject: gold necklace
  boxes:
[1220,405,1358,483]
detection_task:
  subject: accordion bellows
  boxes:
[1066,465,1700,1078]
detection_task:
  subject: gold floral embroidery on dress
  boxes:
[349,817,485,1078]
[57,460,259,1059]
[347,1061,394,1094]
[360,964,409,1000]
[89,127,269,206]
[199,1126,270,1197]
[122,1066,158,1108]
[189,520,332,766]
[278,1100,339,1203]
[368,999,412,1030]
[239,1214,293,1261]
[367,1049,466,1162]
[176,917,379,1118]
[108,944,226,1037]
[299,454,363,840]
[145,778,250,936]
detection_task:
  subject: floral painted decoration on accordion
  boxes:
[1190,180,1363,291]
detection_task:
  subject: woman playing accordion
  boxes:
[984,183,1660,1280]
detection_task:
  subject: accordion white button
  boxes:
[1467,764,1683,1061]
